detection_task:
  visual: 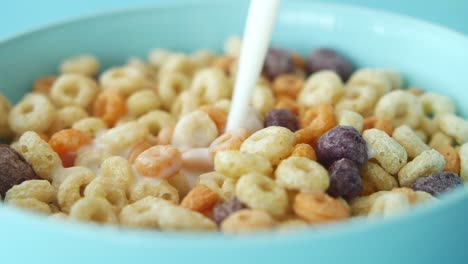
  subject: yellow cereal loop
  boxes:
[190,68,231,104]
[100,156,136,192]
[337,109,364,132]
[158,72,190,110]
[8,198,52,214]
[171,91,201,118]
[69,197,118,224]
[137,110,175,140]
[298,70,345,108]
[347,69,392,96]
[51,166,96,188]
[100,66,147,96]
[190,49,216,69]
[172,110,218,149]
[60,55,100,76]
[428,132,454,150]
[148,48,173,69]
[129,180,179,204]
[439,114,468,144]
[252,85,275,117]
[126,90,161,117]
[84,176,128,212]
[72,117,108,137]
[349,191,389,216]
[374,90,424,128]
[50,74,99,108]
[220,209,276,233]
[57,172,95,213]
[5,180,55,203]
[335,85,379,117]
[392,125,430,159]
[197,171,229,200]
[158,53,195,77]
[47,105,89,134]
[97,121,149,152]
[368,192,410,218]
[214,150,273,179]
[398,149,445,187]
[419,92,455,117]
[275,156,329,192]
[8,93,56,134]
[360,162,398,192]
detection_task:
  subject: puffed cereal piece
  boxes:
[392,187,435,204]
[275,96,300,115]
[236,172,288,217]
[221,209,276,233]
[209,128,249,157]
[419,116,440,136]
[158,72,190,109]
[214,150,272,179]
[74,147,112,173]
[0,95,12,140]
[439,113,468,144]
[129,180,179,204]
[137,110,176,140]
[13,131,62,181]
[72,117,108,137]
[349,191,388,216]
[134,145,182,179]
[100,156,136,192]
[298,71,345,108]
[50,74,99,108]
[100,66,146,96]
[181,185,221,213]
[148,48,173,69]
[291,143,317,160]
[398,149,445,187]
[8,93,56,134]
[374,90,424,128]
[190,68,230,104]
[375,69,403,90]
[57,172,95,213]
[190,49,216,68]
[299,103,337,144]
[368,192,410,217]
[60,55,100,76]
[197,171,228,200]
[199,105,227,134]
[171,91,201,118]
[93,89,127,127]
[5,180,55,203]
[97,121,149,152]
[126,90,161,117]
[429,132,454,150]
[360,162,398,192]
[419,92,455,117]
[69,197,118,224]
[276,218,309,231]
[362,129,408,175]
[240,126,296,165]
[51,166,95,189]
[157,127,174,145]
[224,35,242,57]
[167,172,192,198]
[172,110,218,149]
[347,69,392,96]
[458,143,468,182]
[437,145,460,174]
[33,75,57,94]
[272,74,304,99]
[293,192,350,224]
[159,53,195,77]
[119,196,216,230]
[363,116,393,136]
[392,125,430,159]
[47,106,89,134]
[84,176,128,212]
[335,85,379,116]
[8,198,51,214]
[337,109,364,132]
[252,85,275,116]
[275,157,329,192]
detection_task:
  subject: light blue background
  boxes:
[0,0,467,40]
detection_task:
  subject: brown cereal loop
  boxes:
[293,192,350,223]
[220,209,276,233]
[69,197,118,224]
[8,93,56,134]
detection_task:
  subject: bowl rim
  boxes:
[1,0,468,246]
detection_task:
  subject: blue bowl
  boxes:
[1,1,468,263]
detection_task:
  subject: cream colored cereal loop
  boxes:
[137,110,175,140]
[172,110,218,150]
[368,192,410,218]
[375,69,403,90]
[167,172,192,199]
[8,93,56,134]
[119,196,216,230]
[298,70,345,108]
[5,180,56,203]
[221,209,276,233]
[222,178,237,199]
[50,74,99,108]
[100,66,147,96]
[60,55,100,76]
[347,69,392,96]
[47,105,89,134]
[337,109,364,132]
[148,48,173,69]
[374,90,423,128]
[275,156,330,192]
[214,150,273,179]
[129,180,179,204]
[126,90,161,117]
[252,85,275,117]
[360,162,398,192]
[51,166,96,189]
[240,126,296,165]
[349,191,389,216]
[100,156,136,192]
[419,92,455,117]
[236,172,289,217]
[57,172,95,213]
[213,99,231,114]
[13,131,62,181]
[190,49,216,68]
[0,95,12,140]
[398,149,445,187]
[439,114,468,144]
[224,35,242,57]
[171,91,201,118]
[428,132,454,150]
[335,85,379,117]
[419,116,440,136]
[458,143,468,182]
[158,53,195,77]
[97,121,149,152]
[126,58,157,81]
[157,72,190,110]
[72,117,108,137]
[69,197,118,224]
[362,129,407,175]
[392,125,430,159]
[190,68,231,104]
[8,198,52,214]
[74,147,113,174]
[197,171,228,200]
[84,176,128,213]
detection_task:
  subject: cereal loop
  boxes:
[200,105,227,134]
[398,149,445,187]
[275,157,329,192]
[8,93,56,134]
[69,197,118,224]
[57,172,95,213]
[298,71,344,108]
[100,156,136,192]
[126,90,161,117]
[129,180,179,204]
[172,110,218,150]
[190,68,230,104]
[209,128,250,158]
[97,121,149,151]
[335,85,379,117]
[275,96,300,115]
[197,172,228,200]
[437,145,460,174]
[214,150,273,179]
[392,125,430,159]
[5,180,55,203]
[50,74,99,108]
[337,110,364,132]
[100,66,146,96]
[93,89,127,127]
[374,90,424,129]
[49,129,92,167]
[158,72,190,110]
[291,143,317,160]
[299,104,337,145]
[84,176,128,212]
[60,55,100,76]
[181,185,221,213]
[439,114,468,144]
[220,209,276,233]
[363,116,393,136]
[293,192,350,223]
[134,145,182,179]
[72,117,108,137]
[8,198,51,214]
[47,106,89,135]
[33,75,57,94]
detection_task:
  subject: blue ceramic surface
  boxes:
[1,1,468,263]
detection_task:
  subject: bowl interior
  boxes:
[1,1,468,262]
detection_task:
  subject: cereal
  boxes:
[74,148,112,173]
[93,89,127,127]
[214,150,272,179]
[8,198,51,214]
[158,72,190,109]
[197,172,228,199]
[411,172,462,196]
[272,74,304,99]
[362,129,407,175]
[51,166,95,189]
[275,156,329,192]
[47,106,89,134]
[5,180,55,203]
[439,113,468,144]
[274,96,300,115]
[8,93,56,134]
[220,209,276,233]
[264,109,298,132]
[148,48,172,69]
[419,92,455,117]
[300,104,337,144]
[172,110,218,149]
[97,121,149,151]
[72,117,108,137]
[298,71,345,108]
[347,69,392,96]
[360,162,398,193]
[190,68,230,104]
[392,125,430,159]
[208,128,249,158]
[252,85,275,116]
[293,192,350,224]
[33,75,57,94]
[157,127,174,145]
[429,132,454,150]
[236,172,288,217]
[127,140,153,163]
[363,116,393,136]
[137,110,176,141]
[459,143,468,182]
[374,90,423,128]
[159,53,195,77]
[199,105,227,134]
[190,49,216,68]
[126,90,161,117]
[129,180,179,204]
[240,126,296,165]
[57,172,95,213]
[307,48,354,81]
[212,56,236,75]
[291,143,317,160]
[398,149,446,187]
[437,145,460,174]
[49,129,92,167]
[50,74,99,108]
[100,66,146,96]
[263,48,294,79]
[0,145,39,197]
[181,185,221,213]
[84,176,128,212]
[316,126,368,168]
[167,172,192,199]
[327,158,362,200]
[60,55,100,76]
[69,197,118,224]
[100,156,136,192]
[368,192,410,217]
[212,196,247,225]
[335,85,379,116]
[134,145,182,179]
[337,109,364,132]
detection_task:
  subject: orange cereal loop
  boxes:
[300,104,337,145]
[291,143,317,161]
[134,145,182,179]
[181,185,221,213]
[291,52,307,70]
[407,87,424,96]
[199,105,227,135]
[392,187,417,203]
[294,127,314,145]
[211,56,236,75]
[293,192,350,224]
[33,75,57,94]
[49,129,92,167]
[275,96,300,115]
[437,145,460,174]
[128,140,153,164]
[364,116,393,136]
[272,74,304,99]
[157,127,174,145]
[360,177,377,196]
[209,128,250,158]
[36,132,49,142]
[93,89,126,127]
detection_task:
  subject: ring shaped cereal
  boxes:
[419,92,455,117]
[99,66,146,96]
[97,121,149,152]
[190,49,216,68]
[137,110,176,141]
[57,172,96,213]
[298,71,344,108]
[158,72,190,110]
[190,68,230,104]
[374,90,424,129]
[214,150,273,179]
[293,192,350,224]
[60,55,100,76]
[134,145,182,179]
[84,176,128,212]
[335,85,379,117]
[8,93,56,134]
[47,106,89,135]
[8,198,51,214]
[171,91,201,118]
[50,74,99,108]
[220,209,276,233]
[439,114,468,144]
[69,197,118,224]
[209,128,250,158]
[398,149,445,187]
[337,109,364,132]
[172,110,218,149]
[368,192,410,217]
[72,117,108,137]
[392,125,430,159]
[126,90,161,117]
[347,69,392,96]
[158,53,195,77]
[197,172,228,200]
[100,156,136,192]
[272,74,304,99]
[252,85,275,116]
[93,89,127,127]
[129,180,180,204]
[298,104,337,145]
[275,156,329,192]
[5,180,56,203]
